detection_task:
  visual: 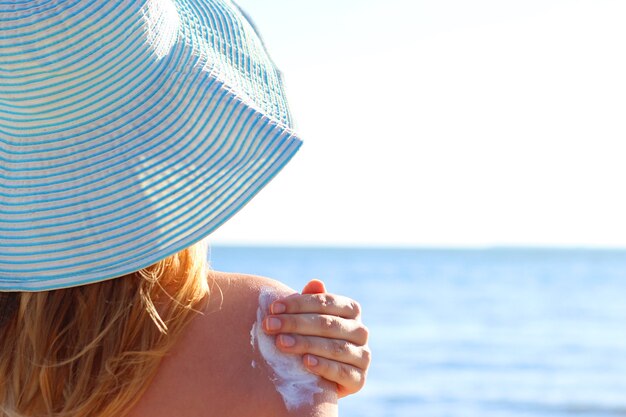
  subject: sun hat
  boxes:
[0,0,302,291]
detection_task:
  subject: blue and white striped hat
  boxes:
[0,0,302,291]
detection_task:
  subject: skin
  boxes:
[128,271,368,417]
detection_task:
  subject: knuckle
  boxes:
[313,293,331,308]
[356,371,366,389]
[329,340,350,358]
[324,294,338,308]
[338,363,352,381]
[348,300,362,317]
[357,324,369,343]
[320,315,337,331]
[362,346,372,365]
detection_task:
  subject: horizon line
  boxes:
[209,242,626,251]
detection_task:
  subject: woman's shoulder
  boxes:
[208,270,296,314]
[126,271,337,417]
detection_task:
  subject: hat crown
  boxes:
[0,0,293,141]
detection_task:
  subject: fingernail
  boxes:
[271,302,286,314]
[306,355,319,367]
[265,317,281,331]
[279,334,296,347]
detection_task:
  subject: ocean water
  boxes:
[209,246,626,417]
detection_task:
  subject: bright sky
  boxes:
[210,0,626,247]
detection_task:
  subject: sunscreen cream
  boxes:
[250,287,323,410]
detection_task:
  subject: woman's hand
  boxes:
[262,279,371,398]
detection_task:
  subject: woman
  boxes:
[0,1,370,416]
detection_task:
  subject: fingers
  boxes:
[270,293,362,320]
[263,314,369,346]
[302,354,369,398]
[268,280,370,397]
[275,334,370,370]
[301,279,326,294]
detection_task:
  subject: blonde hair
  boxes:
[0,238,211,417]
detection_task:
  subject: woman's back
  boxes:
[127,271,338,417]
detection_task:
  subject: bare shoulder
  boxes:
[210,270,296,314]
[126,271,338,417]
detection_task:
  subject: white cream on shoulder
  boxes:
[250,287,323,410]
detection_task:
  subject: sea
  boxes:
[209,246,626,417]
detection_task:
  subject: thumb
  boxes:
[301,279,326,294]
